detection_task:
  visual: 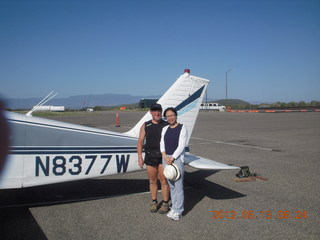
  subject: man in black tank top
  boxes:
[137,104,170,214]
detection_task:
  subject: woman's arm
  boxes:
[160,126,172,164]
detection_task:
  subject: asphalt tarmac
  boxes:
[1,111,319,239]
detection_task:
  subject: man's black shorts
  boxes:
[144,149,162,166]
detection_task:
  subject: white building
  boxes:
[32,105,65,112]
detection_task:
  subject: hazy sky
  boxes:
[1,0,319,103]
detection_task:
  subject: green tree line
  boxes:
[231,101,320,110]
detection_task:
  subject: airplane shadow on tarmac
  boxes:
[0,179,151,240]
[0,171,244,239]
[0,207,47,240]
[184,170,246,215]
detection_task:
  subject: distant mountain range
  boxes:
[5,93,161,110]
[4,92,253,110]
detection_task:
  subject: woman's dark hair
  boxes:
[163,107,177,118]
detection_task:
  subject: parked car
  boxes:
[200,103,226,111]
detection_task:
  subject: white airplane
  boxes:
[0,69,239,189]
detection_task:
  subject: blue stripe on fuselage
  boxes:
[9,146,137,155]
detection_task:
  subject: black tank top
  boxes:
[144,119,169,150]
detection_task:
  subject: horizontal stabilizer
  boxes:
[184,154,240,170]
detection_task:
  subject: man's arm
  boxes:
[137,123,145,168]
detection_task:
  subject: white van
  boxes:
[200,103,226,111]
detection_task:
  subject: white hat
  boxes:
[164,163,181,181]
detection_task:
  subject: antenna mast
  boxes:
[26,91,58,116]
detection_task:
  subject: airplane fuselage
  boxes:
[1,112,141,188]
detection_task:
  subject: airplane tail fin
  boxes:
[125,69,209,145]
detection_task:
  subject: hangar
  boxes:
[138,98,158,109]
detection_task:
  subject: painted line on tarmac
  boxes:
[190,137,273,151]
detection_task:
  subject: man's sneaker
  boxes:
[171,211,182,221]
[150,201,158,213]
[158,202,169,214]
[167,209,174,219]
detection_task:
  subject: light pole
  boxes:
[225,69,232,109]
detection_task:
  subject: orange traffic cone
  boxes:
[115,112,120,127]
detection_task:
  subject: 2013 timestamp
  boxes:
[212,210,308,220]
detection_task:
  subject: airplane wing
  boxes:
[184,153,240,170]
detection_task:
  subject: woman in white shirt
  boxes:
[160,107,188,221]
